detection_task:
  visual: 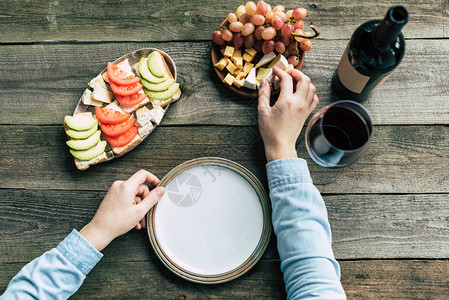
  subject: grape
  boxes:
[274,41,285,53]
[288,55,299,67]
[292,8,307,20]
[300,39,312,51]
[281,36,290,47]
[254,25,264,40]
[244,34,256,48]
[256,0,269,16]
[265,10,274,23]
[262,40,275,54]
[272,5,285,13]
[227,13,238,24]
[229,21,243,32]
[245,1,257,17]
[242,22,255,36]
[250,14,265,26]
[221,29,233,41]
[274,11,287,23]
[293,28,305,42]
[236,5,246,19]
[281,23,294,38]
[286,10,293,20]
[261,26,276,40]
[254,39,263,51]
[239,13,250,24]
[212,30,225,45]
[294,20,304,30]
[233,32,244,48]
[272,15,283,30]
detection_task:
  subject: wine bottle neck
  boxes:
[374,5,409,47]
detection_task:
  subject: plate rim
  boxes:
[147,157,272,284]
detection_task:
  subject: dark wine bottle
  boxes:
[332,5,409,102]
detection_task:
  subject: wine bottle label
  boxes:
[337,46,370,93]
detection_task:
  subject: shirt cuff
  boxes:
[266,158,312,190]
[56,229,103,276]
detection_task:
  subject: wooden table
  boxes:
[1,0,448,298]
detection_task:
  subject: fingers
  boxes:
[137,186,166,215]
[310,94,319,111]
[258,78,271,114]
[273,66,293,99]
[290,69,317,110]
[125,170,160,191]
[136,184,150,199]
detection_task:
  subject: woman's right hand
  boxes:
[257,66,319,162]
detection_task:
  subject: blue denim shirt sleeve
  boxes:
[267,158,346,300]
[0,229,102,300]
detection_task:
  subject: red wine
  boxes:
[322,108,370,150]
[332,5,409,102]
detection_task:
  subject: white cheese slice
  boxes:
[88,74,107,90]
[106,100,125,113]
[244,67,257,90]
[268,54,289,70]
[135,105,152,127]
[92,84,113,103]
[116,59,135,77]
[255,52,276,68]
[148,106,165,125]
[138,121,154,138]
[81,89,103,107]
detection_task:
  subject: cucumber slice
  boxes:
[66,130,101,150]
[144,83,179,100]
[70,140,106,161]
[65,112,96,131]
[138,57,167,83]
[66,121,98,139]
[148,51,167,78]
[141,77,174,92]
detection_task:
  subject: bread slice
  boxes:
[74,152,108,170]
[111,134,142,156]
[120,95,152,114]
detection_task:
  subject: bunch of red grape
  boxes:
[212,1,314,67]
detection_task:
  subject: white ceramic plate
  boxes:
[147,157,271,284]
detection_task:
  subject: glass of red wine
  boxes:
[305,100,373,168]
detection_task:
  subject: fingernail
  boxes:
[156,187,166,196]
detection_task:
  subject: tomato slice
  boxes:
[109,81,143,96]
[95,106,131,125]
[107,62,141,85]
[105,126,138,147]
[115,92,147,107]
[99,118,136,137]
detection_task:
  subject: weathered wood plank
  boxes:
[0,0,447,42]
[1,125,448,194]
[1,260,448,299]
[1,190,448,263]
[1,39,448,126]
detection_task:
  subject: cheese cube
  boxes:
[222,73,235,86]
[149,106,165,125]
[255,52,276,68]
[268,54,289,69]
[245,48,257,57]
[243,62,254,74]
[234,78,245,88]
[214,57,228,71]
[226,60,237,74]
[232,57,243,69]
[135,106,152,127]
[92,84,113,103]
[221,48,225,55]
[138,121,154,138]
[232,50,242,58]
[242,53,254,63]
[223,46,235,58]
[106,101,125,113]
[232,68,241,77]
[244,68,257,90]
[81,89,103,107]
[236,71,247,81]
[88,74,107,90]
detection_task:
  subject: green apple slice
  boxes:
[66,130,101,150]
[66,121,98,139]
[141,77,174,92]
[138,58,167,83]
[144,83,179,100]
[65,112,96,131]
[70,140,106,161]
[148,51,167,78]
